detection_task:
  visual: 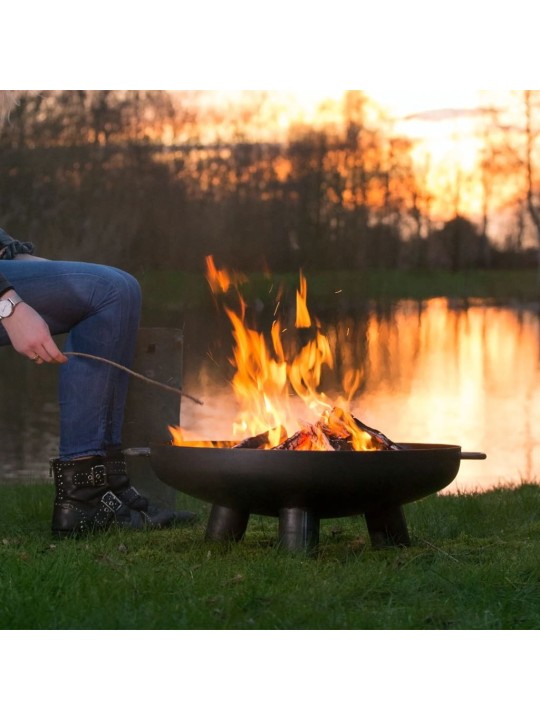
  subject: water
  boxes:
[2,299,539,494]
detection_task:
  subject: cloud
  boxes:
[402,107,491,122]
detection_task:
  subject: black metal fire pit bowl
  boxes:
[148,442,486,555]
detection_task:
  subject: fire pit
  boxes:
[147,259,486,554]
[148,441,486,553]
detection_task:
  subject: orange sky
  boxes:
[195,89,505,222]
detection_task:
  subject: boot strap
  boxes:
[50,459,108,488]
[117,486,144,505]
[106,459,127,475]
[72,464,107,487]
[100,490,125,513]
[88,491,127,527]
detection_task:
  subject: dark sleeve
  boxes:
[0,227,35,259]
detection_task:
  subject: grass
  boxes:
[136,268,540,318]
[1,481,540,630]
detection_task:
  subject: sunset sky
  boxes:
[195,88,504,222]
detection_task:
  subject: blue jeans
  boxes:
[0,259,141,460]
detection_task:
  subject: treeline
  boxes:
[0,90,536,275]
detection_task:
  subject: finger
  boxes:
[38,340,68,364]
[28,352,44,364]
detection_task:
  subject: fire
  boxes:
[169,257,379,451]
[320,407,381,451]
[295,269,311,329]
[204,255,246,295]
[167,425,235,448]
[225,304,289,448]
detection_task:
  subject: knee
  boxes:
[118,270,142,307]
[98,266,142,310]
[114,268,142,300]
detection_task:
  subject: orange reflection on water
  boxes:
[357,299,540,493]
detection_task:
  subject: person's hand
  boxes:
[2,298,67,365]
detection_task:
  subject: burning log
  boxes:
[273,422,335,451]
[272,429,307,451]
[352,416,403,451]
[222,408,401,453]
[233,426,287,449]
[268,407,402,452]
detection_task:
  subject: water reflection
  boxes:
[1,300,539,493]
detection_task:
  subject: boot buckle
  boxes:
[90,464,107,486]
[101,491,124,513]
[70,463,107,487]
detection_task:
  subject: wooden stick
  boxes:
[64,351,204,405]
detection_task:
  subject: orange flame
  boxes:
[320,407,380,451]
[295,269,311,328]
[169,257,372,450]
[205,255,247,295]
[167,425,235,448]
[205,255,231,294]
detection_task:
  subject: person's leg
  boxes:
[57,264,142,458]
[0,258,141,459]
[100,267,142,451]
[0,259,195,534]
[97,268,195,524]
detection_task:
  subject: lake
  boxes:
[1,298,539,494]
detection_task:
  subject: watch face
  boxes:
[0,299,13,318]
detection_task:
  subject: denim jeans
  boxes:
[0,259,141,460]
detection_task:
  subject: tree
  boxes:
[479,90,540,282]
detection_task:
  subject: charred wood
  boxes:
[233,426,287,449]
[273,422,335,451]
[352,416,403,450]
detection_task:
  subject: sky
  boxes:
[197,87,498,221]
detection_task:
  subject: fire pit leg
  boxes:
[364,505,411,549]
[205,504,249,543]
[278,508,320,554]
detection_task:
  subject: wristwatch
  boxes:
[0,292,23,320]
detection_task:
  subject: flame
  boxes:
[167,425,234,448]
[295,269,311,328]
[169,257,376,451]
[288,330,333,413]
[225,305,290,443]
[205,255,231,294]
[320,407,380,451]
[205,255,247,295]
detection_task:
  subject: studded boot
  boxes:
[50,456,147,538]
[104,450,196,526]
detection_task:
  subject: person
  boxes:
[0,91,195,537]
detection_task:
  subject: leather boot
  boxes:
[104,450,196,526]
[50,456,147,538]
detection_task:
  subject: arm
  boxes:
[0,229,65,363]
[0,288,67,364]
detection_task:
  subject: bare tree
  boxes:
[523,90,540,282]
[479,90,540,280]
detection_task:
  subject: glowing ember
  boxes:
[169,257,380,451]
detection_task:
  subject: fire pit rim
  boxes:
[147,441,484,520]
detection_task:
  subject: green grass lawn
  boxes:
[1,481,540,630]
